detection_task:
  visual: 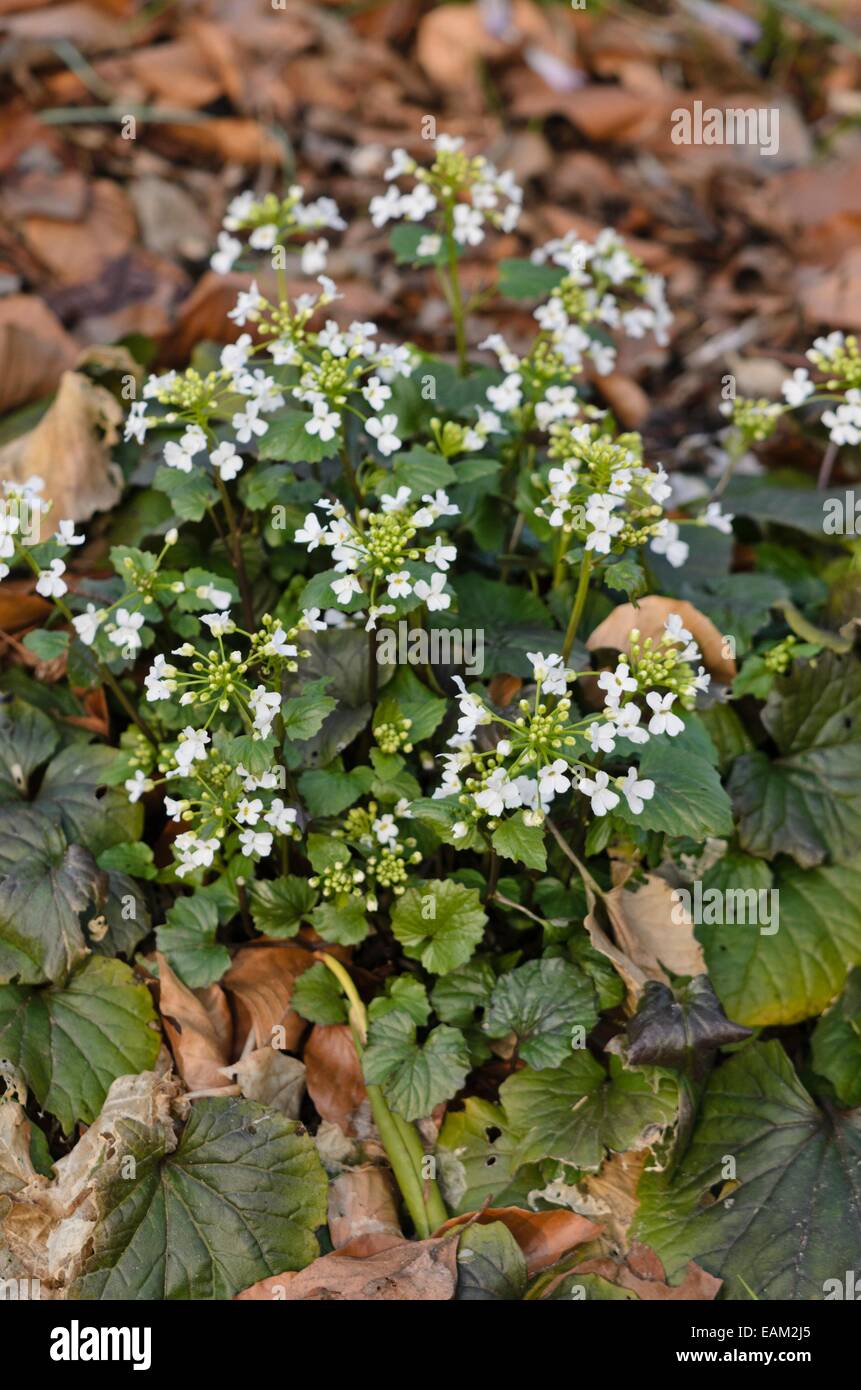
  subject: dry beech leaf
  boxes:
[235,1233,459,1302]
[436,1206,601,1277]
[0,295,78,414]
[607,871,706,981]
[219,1047,306,1118]
[571,1242,721,1301]
[327,1167,401,1249]
[303,1023,373,1139]
[0,371,123,524]
[222,942,312,1051]
[0,580,52,634]
[157,953,233,1092]
[586,595,736,682]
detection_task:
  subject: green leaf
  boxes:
[31,743,142,855]
[431,957,496,1028]
[491,813,547,871]
[811,968,861,1108]
[376,667,446,742]
[291,962,348,1025]
[369,749,420,804]
[368,975,430,1027]
[22,629,70,662]
[249,876,316,938]
[484,959,599,1069]
[0,840,98,985]
[96,842,157,880]
[501,1053,678,1172]
[603,554,646,599]
[456,1221,528,1300]
[281,679,338,742]
[498,258,564,300]
[0,698,59,801]
[73,1098,328,1299]
[363,1011,470,1121]
[0,957,159,1133]
[389,224,449,267]
[697,855,861,1027]
[309,896,369,946]
[728,652,861,867]
[154,465,218,522]
[156,894,229,988]
[298,768,371,818]
[438,575,558,678]
[437,1098,520,1215]
[258,410,339,463]
[615,741,733,839]
[391,880,487,975]
[543,1273,638,1301]
[634,1041,861,1299]
[387,447,456,494]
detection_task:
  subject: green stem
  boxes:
[561,553,592,662]
[215,474,255,629]
[340,444,363,508]
[317,954,447,1238]
[443,206,468,376]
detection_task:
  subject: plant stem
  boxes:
[215,475,255,629]
[100,664,159,747]
[443,205,468,376]
[316,953,447,1238]
[561,553,592,662]
[340,444,363,508]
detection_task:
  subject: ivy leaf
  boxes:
[484,959,599,1069]
[73,1098,328,1299]
[501,1053,678,1172]
[456,1221,528,1301]
[391,879,487,975]
[615,741,733,839]
[0,957,160,1133]
[363,1010,470,1121]
[257,410,339,463]
[156,894,229,989]
[291,962,348,1025]
[728,652,861,868]
[0,698,59,800]
[697,857,861,1026]
[0,839,99,985]
[309,897,369,946]
[491,813,547,871]
[625,977,753,1070]
[633,1041,861,1299]
[281,679,338,742]
[367,976,431,1026]
[811,968,861,1107]
[249,877,316,938]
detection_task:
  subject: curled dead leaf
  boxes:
[157,953,233,1092]
[304,1023,373,1139]
[327,1167,401,1249]
[236,1232,459,1302]
[222,941,312,1051]
[586,595,736,682]
[436,1206,601,1277]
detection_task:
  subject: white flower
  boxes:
[124,401,150,445]
[124,770,151,803]
[451,821,468,839]
[699,501,734,534]
[650,521,689,569]
[301,607,328,632]
[164,796,187,822]
[369,185,405,228]
[163,439,196,472]
[55,519,84,546]
[362,376,391,411]
[385,147,415,180]
[211,441,243,481]
[585,493,624,554]
[411,490,459,526]
[782,368,814,407]
[487,373,522,414]
[366,413,401,456]
[589,720,617,754]
[248,686,281,737]
[664,613,692,644]
[35,559,68,599]
[822,393,861,446]
[301,238,329,275]
[220,335,253,373]
[646,691,685,737]
[417,233,442,257]
[413,573,450,611]
[175,727,210,770]
[401,184,437,221]
[232,404,267,444]
[211,231,241,274]
[228,281,262,326]
[452,675,492,736]
[109,607,145,653]
[72,603,104,646]
[145,653,176,701]
[597,662,638,708]
[306,401,341,442]
[452,204,484,246]
[425,539,457,571]
[373,813,399,845]
[236,797,264,826]
[265,798,297,834]
[174,833,220,877]
[264,625,297,658]
[474,768,521,817]
[331,573,362,605]
[381,487,412,513]
[527,651,568,696]
[365,604,395,631]
[386,570,412,600]
[614,703,649,744]
[195,583,232,610]
[295,513,328,550]
[538,760,570,800]
[619,767,655,815]
[201,611,236,637]
[239,828,273,859]
[577,769,619,817]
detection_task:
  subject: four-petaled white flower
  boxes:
[577,770,619,817]
[619,767,655,815]
[413,572,450,611]
[386,570,412,599]
[55,519,85,546]
[646,691,685,737]
[366,413,402,456]
[36,558,67,598]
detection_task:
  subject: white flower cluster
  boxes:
[370,133,522,244]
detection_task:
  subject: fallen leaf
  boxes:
[235,1232,458,1301]
[0,295,78,414]
[607,872,707,981]
[436,1206,601,1276]
[219,1047,306,1117]
[157,953,233,1091]
[0,370,123,523]
[586,595,736,682]
[222,942,313,1051]
[327,1167,401,1249]
[303,1023,373,1138]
